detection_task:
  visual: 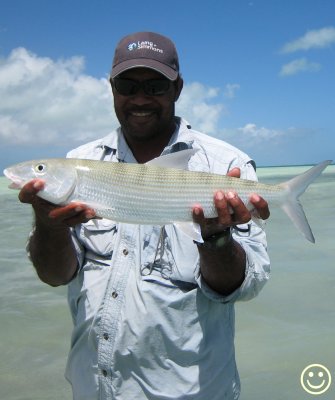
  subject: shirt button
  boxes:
[102,369,108,377]
[112,291,118,299]
[103,333,109,340]
[123,248,129,256]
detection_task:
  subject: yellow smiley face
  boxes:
[301,364,332,395]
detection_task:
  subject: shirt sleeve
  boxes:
[194,160,271,303]
[25,225,86,285]
[70,227,86,272]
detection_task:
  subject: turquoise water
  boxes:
[0,165,334,400]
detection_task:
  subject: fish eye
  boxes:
[35,163,47,174]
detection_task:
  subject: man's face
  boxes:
[111,68,183,144]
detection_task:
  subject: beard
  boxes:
[115,105,176,144]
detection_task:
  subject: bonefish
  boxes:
[3,149,332,243]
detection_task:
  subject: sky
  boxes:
[1,0,334,170]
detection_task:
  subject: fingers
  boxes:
[18,179,45,204]
[192,190,270,239]
[38,202,97,228]
[192,204,220,239]
[192,204,207,227]
[18,180,97,228]
[48,203,97,227]
[214,191,234,226]
[192,190,251,238]
[225,168,270,220]
[249,194,270,220]
[219,191,251,225]
[226,167,240,178]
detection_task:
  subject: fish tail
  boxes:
[279,160,332,243]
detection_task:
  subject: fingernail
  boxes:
[75,206,84,213]
[194,207,201,216]
[33,181,43,190]
[252,194,260,203]
[85,211,96,219]
[216,191,224,201]
[227,191,236,199]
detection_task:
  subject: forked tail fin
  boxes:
[279,160,332,243]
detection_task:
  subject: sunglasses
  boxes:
[112,77,171,96]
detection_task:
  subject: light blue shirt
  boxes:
[65,118,270,400]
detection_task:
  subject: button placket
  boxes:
[97,227,136,397]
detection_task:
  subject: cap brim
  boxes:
[111,58,178,81]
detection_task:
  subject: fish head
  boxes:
[3,159,77,204]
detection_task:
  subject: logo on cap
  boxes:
[128,43,138,51]
[127,40,163,54]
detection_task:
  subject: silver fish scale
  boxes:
[4,156,330,241]
[69,159,284,224]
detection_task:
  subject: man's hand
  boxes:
[192,168,270,239]
[18,179,97,286]
[19,179,97,229]
[191,167,270,295]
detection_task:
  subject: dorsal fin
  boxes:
[146,149,198,169]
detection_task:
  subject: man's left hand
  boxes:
[192,168,270,239]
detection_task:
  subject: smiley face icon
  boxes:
[301,364,332,395]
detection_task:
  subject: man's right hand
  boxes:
[18,179,96,286]
[18,179,97,229]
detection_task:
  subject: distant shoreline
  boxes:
[258,162,334,168]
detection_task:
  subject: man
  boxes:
[19,32,270,399]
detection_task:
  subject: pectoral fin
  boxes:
[174,221,203,243]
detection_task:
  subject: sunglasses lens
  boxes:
[114,79,138,96]
[113,78,171,96]
[144,80,170,95]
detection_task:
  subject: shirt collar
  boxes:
[98,117,194,162]
[163,117,194,154]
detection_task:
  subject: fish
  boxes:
[3,149,332,243]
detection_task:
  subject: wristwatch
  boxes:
[195,227,232,250]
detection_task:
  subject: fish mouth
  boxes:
[3,169,24,189]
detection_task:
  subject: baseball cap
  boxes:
[111,32,180,81]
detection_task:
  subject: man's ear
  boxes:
[174,77,183,102]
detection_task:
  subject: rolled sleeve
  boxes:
[232,233,270,302]
[195,225,270,304]
[194,155,270,303]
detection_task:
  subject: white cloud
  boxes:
[176,82,225,134]
[217,125,318,166]
[0,48,227,147]
[216,124,310,165]
[281,26,335,53]
[279,58,321,76]
[224,83,240,98]
[238,123,284,140]
[0,47,117,146]
[216,123,286,149]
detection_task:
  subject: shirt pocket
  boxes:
[75,219,118,258]
[140,225,199,288]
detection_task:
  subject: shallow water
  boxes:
[238,165,335,399]
[0,164,334,400]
